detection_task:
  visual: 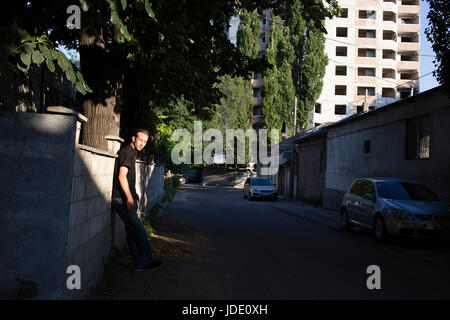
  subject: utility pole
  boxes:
[293,96,297,135]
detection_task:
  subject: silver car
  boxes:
[243,177,278,201]
[340,178,450,240]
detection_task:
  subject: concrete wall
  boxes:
[0,107,165,299]
[64,146,125,299]
[296,134,327,203]
[136,161,165,212]
[323,87,450,211]
[0,111,77,299]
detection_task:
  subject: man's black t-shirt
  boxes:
[112,144,139,201]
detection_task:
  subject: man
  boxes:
[112,128,164,271]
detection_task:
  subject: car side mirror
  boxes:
[363,193,375,201]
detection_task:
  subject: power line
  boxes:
[315,70,435,115]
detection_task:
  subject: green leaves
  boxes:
[12,35,92,95]
[31,50,44,64]
[144,0,156,20]
[20,52,31,66]
[45,58,55,73]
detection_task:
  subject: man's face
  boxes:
[132,132,148,151]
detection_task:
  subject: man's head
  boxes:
[131,128,149,151]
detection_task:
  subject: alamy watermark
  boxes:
[366,265,381,290]
[66,265,81,290]
[171,121,280,176]
[66,5,81,30]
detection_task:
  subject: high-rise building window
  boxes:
[315,103,322,113]
[358,29,376,39]
[335,66,347,76]
[336,27,348,37]
[335,85,347,96]
[357,87,376,96]
[358,48,376,57]
[335,105,347,115]
[336,46,347,56]
[359,10,376,19]
[339,8,348,18]
[358,68,376,77]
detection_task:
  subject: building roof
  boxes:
[324,85,444,130]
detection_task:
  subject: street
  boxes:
[99,184,450,300]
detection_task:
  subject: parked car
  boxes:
[340,178,450,240]
[186,169,201,183]
[243,177,278,201]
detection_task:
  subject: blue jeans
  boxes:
[112,197,154,268]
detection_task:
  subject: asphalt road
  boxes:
[108,184,450,300]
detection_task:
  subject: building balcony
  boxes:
[355,95,377,105]
[251,79,264,89]
[381,58,397,69]
[381,39,398,50]
[398,5,420,15]
[382,21,397,31]
[397,60,419,70]
[382,2,398,13]
[356,19,377,27]
[357,1,378,8]
[398,42,419,51]
[356,76,377,84]
[355,57,377,65]
[398,23,420,33]
[397,79,419,88]
[357,38,377,46]
[253,97,263,106]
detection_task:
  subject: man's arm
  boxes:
[118,166,135,211]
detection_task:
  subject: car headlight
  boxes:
[390,209,415,221]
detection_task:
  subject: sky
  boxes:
[419,0,440,92]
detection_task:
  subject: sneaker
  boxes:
[134,260,165,272]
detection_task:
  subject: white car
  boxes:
[243,177,278,201]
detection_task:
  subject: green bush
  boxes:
[139,211,155,237]
[162,175,180,203]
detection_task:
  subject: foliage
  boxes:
[151,97,196,173]
[210,75,254,132]
[236,9,261,60]
[285,0,330,129]
[425,0,450,94]
[263,14,296,137]
[162,175,180,203]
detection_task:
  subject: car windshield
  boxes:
[252,179,273,186]
[376,182,440,201]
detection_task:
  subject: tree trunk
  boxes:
[79,27,121,150]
